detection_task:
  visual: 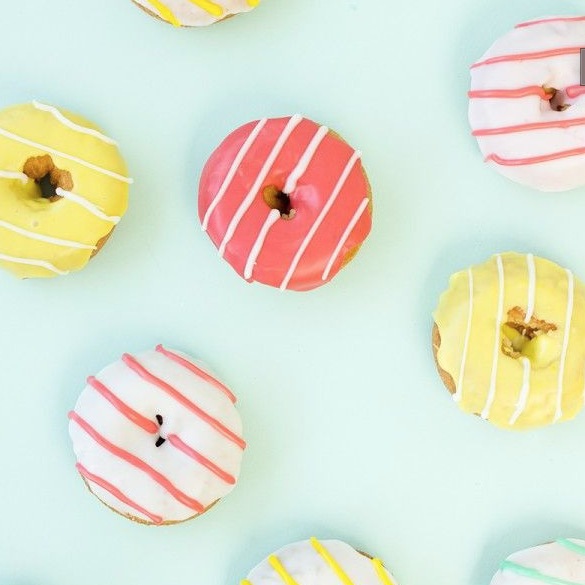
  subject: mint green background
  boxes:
[1,0,585,583]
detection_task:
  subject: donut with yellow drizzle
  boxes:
[242,537,397,585]
[0,102,131,279]
[132,0,261,27]
[432,252,585,430]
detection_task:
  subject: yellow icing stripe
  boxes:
[372,558,395,585]
[188,0,224,17]
[269,555,300,585]
[146,0,181,26]
[310,537,355,585]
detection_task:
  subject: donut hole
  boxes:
[154,414,166,447]
[546,88,571,112]
[263,185,295,219]
[22,154,73,202]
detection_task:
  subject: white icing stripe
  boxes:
[0,253,68,275]
[202,118,268,231]
[321,197,369,281]
[280,150,361,291]
[509,357,531,425]
[482,254,505,420]
[0,218,95,249]
[555,269,574,422]
[525,253,536,322]
[218,115,303,257]
[0,170,28,183]
[32,101,117,145]
[55,188,121,224]
[0,127,133,184]
[244,209,280,280]
[283,125,329,194]
[454,267,474,403]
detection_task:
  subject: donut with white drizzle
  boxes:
[199,116,372,291]
[68,345,245,525]
[469,16,585,191]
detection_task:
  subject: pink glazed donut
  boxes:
[199,115,372,291]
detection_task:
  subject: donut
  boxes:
[132,0,260,27]
[469,16,585,192]
[489,539,585,585]
[0,102,131,278]
[242,538,397,585]
[199,115,372,291]
[68,345,245,525]
[432,252,585,429]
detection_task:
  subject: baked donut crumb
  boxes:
[23,154,73,201]
[262,185,295,219]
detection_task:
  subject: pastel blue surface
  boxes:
[1,0,585,584]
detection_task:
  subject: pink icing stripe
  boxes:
[87,376,159,434]
[471,47,581,69]
[516,16,585,28]
[155,345,236,403]
[566,85,585,99]
[122,353,246,450]
[69,411,204,513]
[473,117,585,136]
[468,86,553,100]
[486,148,585,166]
[76,462,163,524]
[167,434,236,485]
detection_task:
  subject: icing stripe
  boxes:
[555,269,574,422]
[202,118,268,231]
[87,376,159,434]
[516,16,585,28]
[68,411,204,513]
[0,170,28,182]
[500,560,583,585]
[0,218,95,249]
[32,101,117,145]
[155,345,236,403]
[486,149,585,167]
[0,127,133,183]
[471,47,582,69]
[556,539,585,555]
[310,537,355,585]
[566,85,585,99]
[76,463,163,524]
[455,267,474,403]
[122,353,246,449]
[167,434,236,484]
[372,559,395,585]
[187,0,223,17]
[218,115,303,257]
[55,188,121,224]
[509,358,531,425]
[0,253,68,275]
[280,151,361,290]
[244,208,280,280]
[321,197,369,281]
[482,254,504,420]
[283,125,329,194]
[145,0,181,25]
[468,87,554,100]
[473,117,585,136]
[526,253,536,322]
[268,554,301,585]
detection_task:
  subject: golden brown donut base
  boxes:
[432,323,456,395]
[132,0,234,26]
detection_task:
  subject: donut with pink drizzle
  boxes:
[469,16,585,191]
[68,345,245,525]
[199,115,372,291]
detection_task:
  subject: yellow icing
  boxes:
[268,555,300,585]
[433,252,585,430]
[247,0,260,6]
[0,103,129,278]
[310,537,355,585]
[146,0,181,25]
[372,558,395,585]
[188,0,224,17]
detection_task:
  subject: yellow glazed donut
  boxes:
[0,102,131,279]
[433,252,585,430]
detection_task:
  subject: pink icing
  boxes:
[486,148,585,166]
[198,117,372,291]
[471,47,581,69]
[516,16,585,28]
[473,117,585,136]
[468,86,553,100]
[566,85,585,99]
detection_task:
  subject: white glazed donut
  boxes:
[68,345,245,525]
[242,538,397,585]
[469,16,585,192]
[489,539,585,585]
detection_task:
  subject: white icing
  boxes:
[0,170,28,183]
[68,347,244,524]
[32,101,117,145]
[245,539,397,585]
[0,218,95,249]
[218,115,303,257]
[454,266,474,403]
[469,17,585,191]
[490,539,585,585]
[321,197,369,281]
[280,150,361,291]
[55,188,121,224]
[482,254,504,420]
[555,269,574,421]
[0,253,68,275]
[244,208,280,280]
[509,358,531,425]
